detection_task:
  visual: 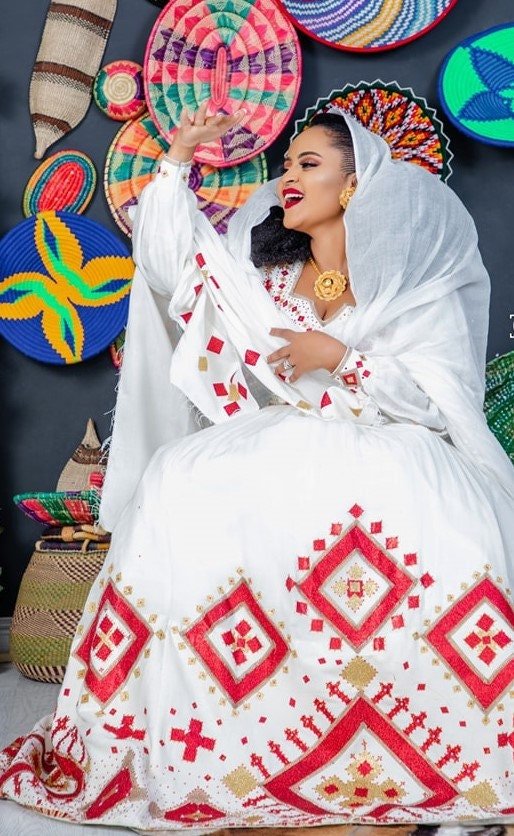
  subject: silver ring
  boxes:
[283,359,294,371]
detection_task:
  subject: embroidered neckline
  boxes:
[288,260,354,326]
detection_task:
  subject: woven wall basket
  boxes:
[30,0,117,159]
[10,538,108,683]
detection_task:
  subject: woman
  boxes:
[0,104,513,830]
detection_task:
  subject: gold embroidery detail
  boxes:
[464,781,498,806]
[120,691,129,701]
[198,356,208,372]
[80,694,89,703]
[136,598,145,608]
[228,384,240,401]
[123,585,133,595]
[296,400,312,410]
[341,656,377,689]
[223,765,258,799]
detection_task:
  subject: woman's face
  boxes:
[278,125,356,235]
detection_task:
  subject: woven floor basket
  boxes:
[10,539,108,683]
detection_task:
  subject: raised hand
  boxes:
[170,100,247,160]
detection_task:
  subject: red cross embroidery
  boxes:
[93,615,125,662]
[170,719,215,762]
[464,612,511,665]
[222,619,263,665]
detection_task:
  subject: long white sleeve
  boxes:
[332,346,448,433]
[130,159,199,298]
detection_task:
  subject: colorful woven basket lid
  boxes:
[14,419,105,525]
[104,113,268,236]
[93,60,147,122]
[144,0,301,167]
[14,491,100,526]
[294,81,454,182]
[438,23,514,147]
[275,0,459,52]
[110,329,125,369]
[23,151,97,217]
[484,350,514,462]
[0,212,134,364]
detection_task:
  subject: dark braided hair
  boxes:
[250,112,355,268]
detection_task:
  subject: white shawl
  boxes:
[99,111,514,532]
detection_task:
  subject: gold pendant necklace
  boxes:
[308,255,348,301]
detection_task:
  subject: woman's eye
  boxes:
[280,161,316,173]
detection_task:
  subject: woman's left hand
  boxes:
[267,328,346,383]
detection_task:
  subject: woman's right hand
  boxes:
[170,100,247,160]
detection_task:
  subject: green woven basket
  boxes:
[10,540,108,683]
[484,350,514,462]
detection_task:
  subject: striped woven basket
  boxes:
[10,537,109,683]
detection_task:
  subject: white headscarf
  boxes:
[99,110,514,532]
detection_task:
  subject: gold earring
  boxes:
[339,185,356,210]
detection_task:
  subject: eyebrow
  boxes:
[283,151,323,161]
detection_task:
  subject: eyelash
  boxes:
[281,162,317,173]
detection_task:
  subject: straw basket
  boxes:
[10,535,109,683]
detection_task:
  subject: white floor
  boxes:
[0,663,513,835]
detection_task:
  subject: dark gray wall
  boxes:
[1,0,513,615]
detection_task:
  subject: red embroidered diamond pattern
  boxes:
[298,523,415,649]
[75,581,151,704]
[184,580,289,706]
[162,801,225,824]
[425,577,514,709]
[244,349,260,366]
[206,336,224,354]
[264,696,456,818]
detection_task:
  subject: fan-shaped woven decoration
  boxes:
[29,0,117,159]
[22,150,97,216]
[275,0,458,52]
[294,81,453,182]
[438,23,514,147]
[93,60,146,121]
[144,0,301,167]
[104,113,268,236]
[484,350,514,463]
[0,212,133,364]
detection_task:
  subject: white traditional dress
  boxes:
[0,112,513,830]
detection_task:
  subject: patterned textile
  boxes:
[294,82,453,182]
[9,540,109,684]
[484,351,514,462]
[0,261,513,828]
[30,0,117,159]
[22,150,97,216]
[144,0,301,166]
[104,114,268,236]
[438,23,514,147]
[93,60,146,121]
[276,0,459,52]
[0,212,133,364]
